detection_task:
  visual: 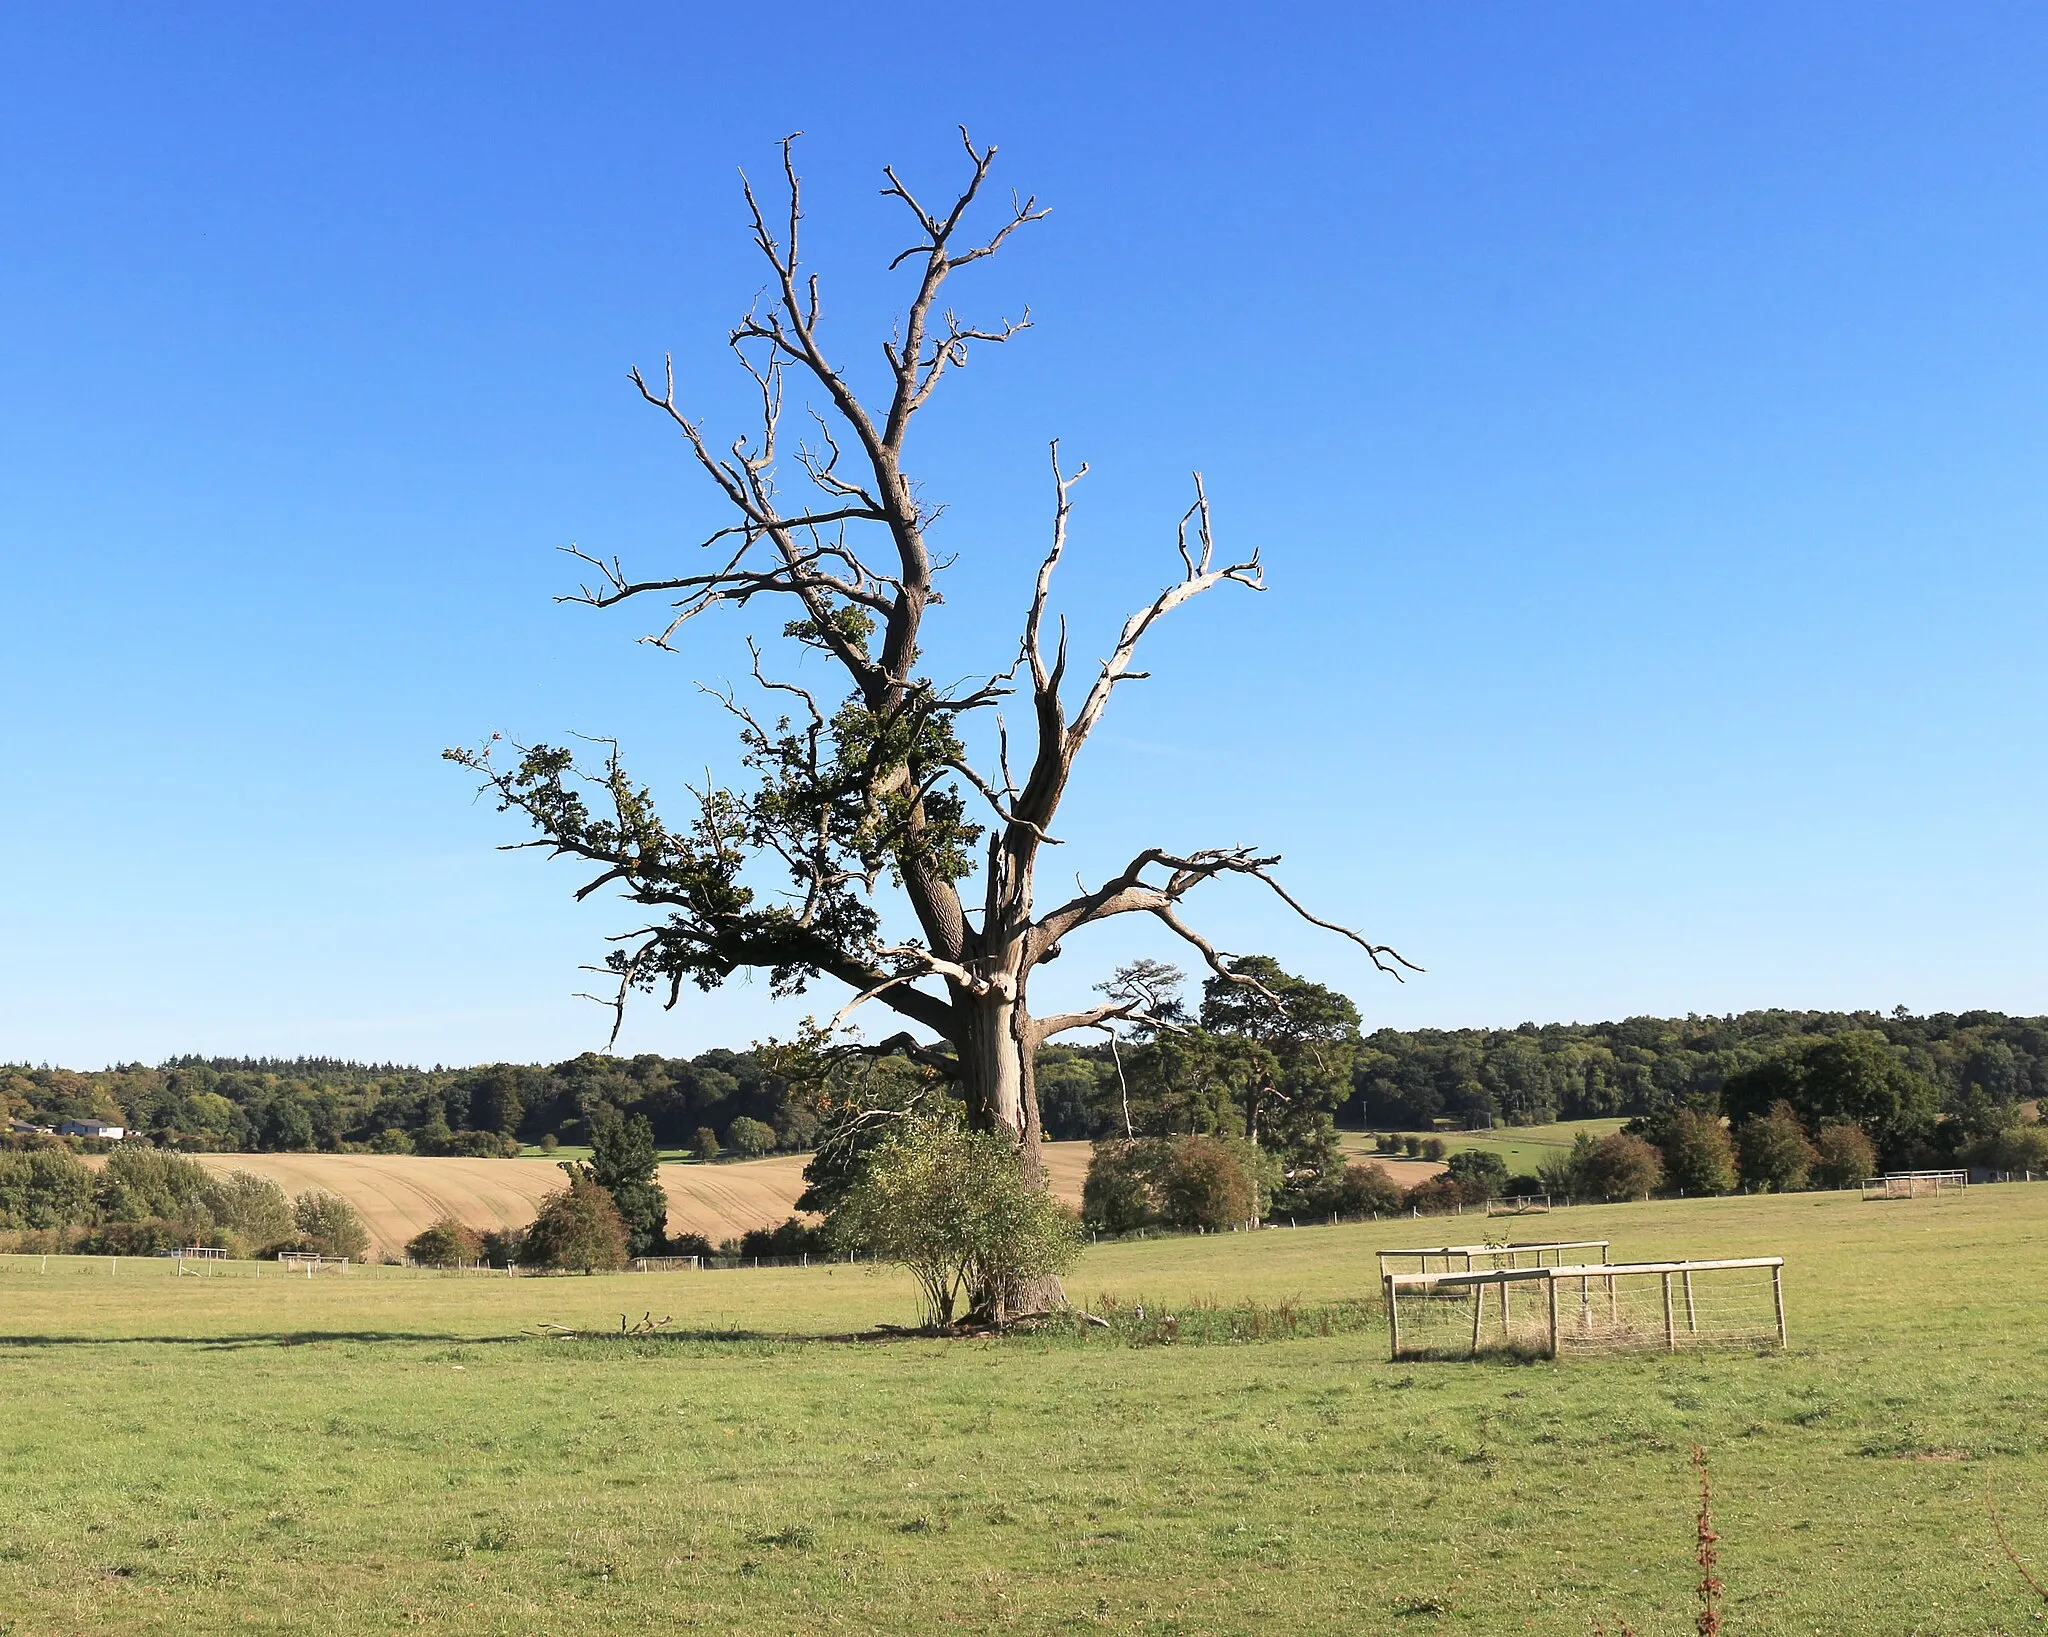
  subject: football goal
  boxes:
[1385,1256,1786,1361]
[1862,1170,1967,1200]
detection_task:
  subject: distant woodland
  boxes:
[4,1008,2042,1162]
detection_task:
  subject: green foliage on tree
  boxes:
[1574,1132,1666,1201]
[1443,1148,1510,1200]
[692,1127,721,1163]
[406,1217,484,1267]
[1721,1031,1938,1164]
[828,1123,1081,1327]
[1641,1107,1738,1196]
[518,1168,630,1273]
[726,1117,777,1158]
[292,1190,370,1260]
[1735,1102,1817,1193]
[207,1170,294,1249]
[1080,1135,1270,1232]
[586,1105,668,1257]
[0,1147,94,1230]
[1810,1123,1877,1190]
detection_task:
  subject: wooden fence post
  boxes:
[1682,1268,1697,1334]
[1661,1272,1675,1352]
[1546,1272,1559,1360]
[1772,1262,1788,1348]
[1388,1280,1403,1361]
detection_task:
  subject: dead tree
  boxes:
[450,131,1417,1198]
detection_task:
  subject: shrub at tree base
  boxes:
[830,1124,1082,1328]
[406,1217,485,1268]
[518,1169,629,1273]
[292,1190,371,1260]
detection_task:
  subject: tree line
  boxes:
[7,1005,2042,1189]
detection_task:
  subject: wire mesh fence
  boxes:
[1385,1257,1786,1361]
[1862,1171,1968,1200]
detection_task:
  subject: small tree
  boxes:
[587,1105,669,1257]
[1736,1102,1817,1193]
[1444,1149,1509,1200]
[1653,1108,1738,1196]
[1577,1133,1665,1202]
[1080,1139,1161,1233]
[407,1217,484,1268]
[1316,1160,1406,1216]
[1810,1123,1876,1190]
[692,1126,721,1163]
[293,1190,370,1260]
[519,1169,630,1273]
[206,1170,294,1251]
[828,1123,1081,1327]
[1157,1135,1262,1230]
[726,1116,777,1158]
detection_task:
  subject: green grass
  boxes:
[1349,1117,1631,1177]
[6,1186,2048,1632]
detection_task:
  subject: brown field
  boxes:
[94,1141,1444,1256]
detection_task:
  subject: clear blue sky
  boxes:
[3,3,2044,1069]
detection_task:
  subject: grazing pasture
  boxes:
[1350,1117,1631,1178]
[4,1185,2046,1633]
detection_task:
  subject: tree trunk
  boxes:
[957,989,1065,1322]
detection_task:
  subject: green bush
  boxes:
[726,1116,777,1158]
[1443,1149,1509,1200]
[292,1190,370,1260]
[1576,1132,1666,1201]
[736,1217,826,1258]
[1736,1102,1816,1193]
[1081,1139,1164,1232]
[82,1218,186,1256]
[1419,1136,1447,1163]
[828,1123,1082,1327]
[1811,1122,1877,1190]
[0,1147,94,1230]
[1649,1108,1737,1196]
[207,1171,294,1249]
[1307,1160,1405,1217]
[94,1147,216,1230]
[517,1170,629,1272]
[406,1217,484,1267]
[1960,1121,2048,1174]
[692,1126,721,1162]
[1158,1136,1260,1231]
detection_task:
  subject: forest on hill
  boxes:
[4,1006,2042,1163]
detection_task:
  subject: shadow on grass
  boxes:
[0,1331,479,1350]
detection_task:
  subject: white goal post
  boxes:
[1385,1256,1787,1361]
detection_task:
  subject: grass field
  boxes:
[6,1184,2048,1633]
[1347,1118,1631,1179]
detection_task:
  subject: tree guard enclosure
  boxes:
[1863,1171,1967,1200]
[1384,1256,1787,1361]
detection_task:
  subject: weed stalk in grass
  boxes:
[1691,1445,1721,1637]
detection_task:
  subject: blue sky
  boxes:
[2,3,2044,1068]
